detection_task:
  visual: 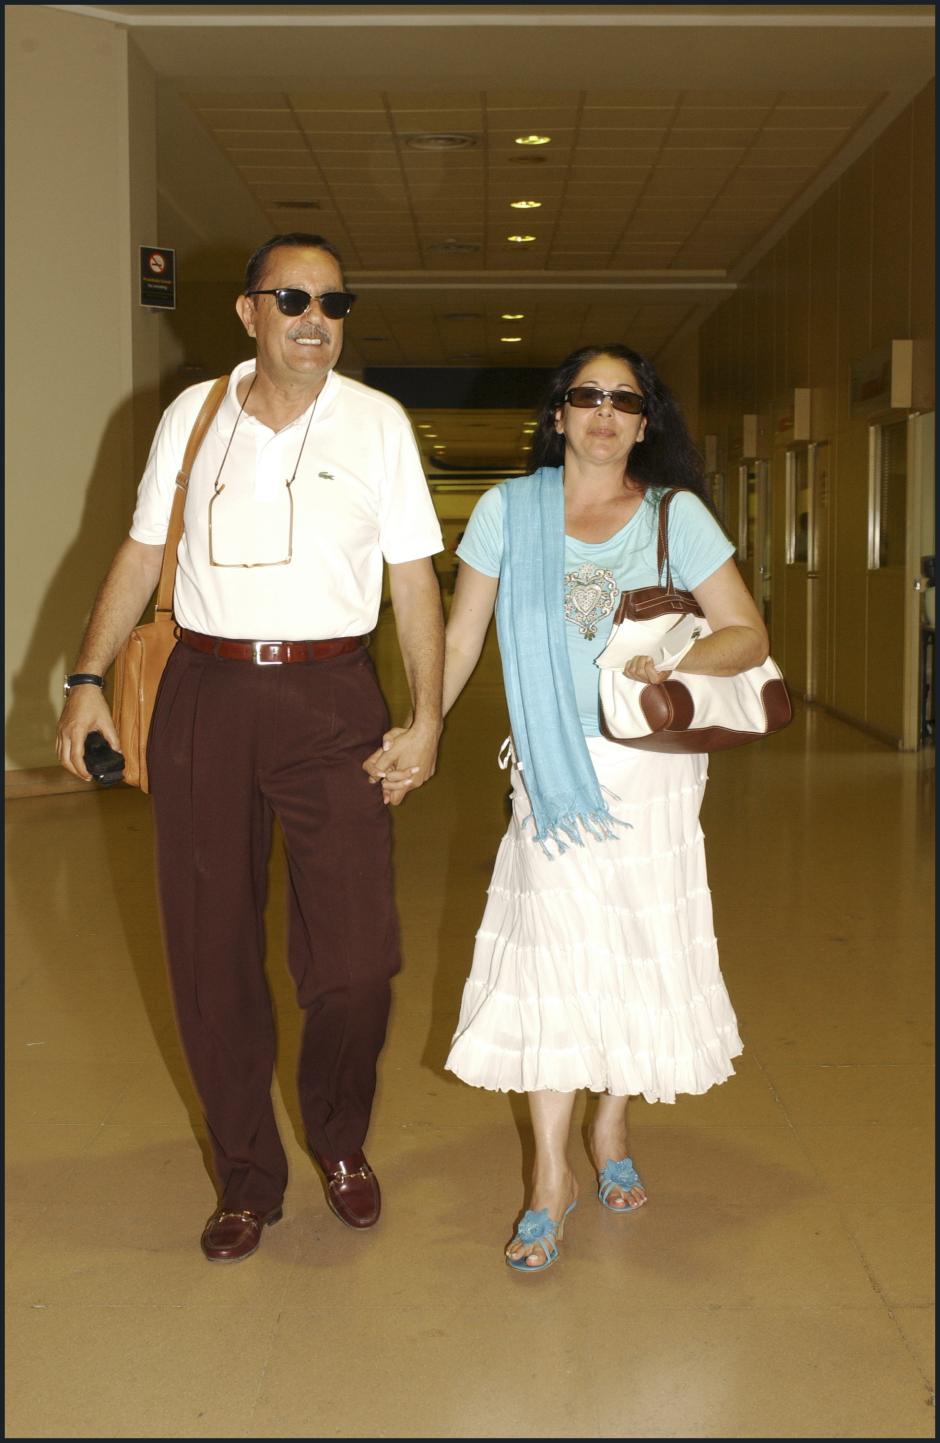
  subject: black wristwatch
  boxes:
[63,673,105,697]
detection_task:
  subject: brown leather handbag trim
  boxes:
[598,487,793,754]
[599,677,793,753]
[614,586,704,624]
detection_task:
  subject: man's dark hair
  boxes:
[529,342,709,505]
[243,233,345,294]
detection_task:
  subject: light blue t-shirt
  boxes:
[457,484,736,736]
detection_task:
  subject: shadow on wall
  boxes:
[7,248,254,772]
[6,392,163,772]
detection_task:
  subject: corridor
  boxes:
[5,607,934,1439]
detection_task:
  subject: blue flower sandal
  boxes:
[597,1157,647,1213]
[506,1201,577,1273]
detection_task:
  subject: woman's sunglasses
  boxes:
[245,287,357,320]
[563,386,645,415]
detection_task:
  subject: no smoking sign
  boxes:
[139,245,176,309]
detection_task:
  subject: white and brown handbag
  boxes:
[595,490,792,753]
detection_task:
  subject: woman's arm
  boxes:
[623,558,769,685]
[362,560,499,797]
[442,561,500,715]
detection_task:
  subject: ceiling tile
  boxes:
[578,129,667,148]
[218,131,308,151]
[183,91,288,110]
[286,91,386,110]
[198,109,296,131]
[681,90,780,107]
[392,111,483,132]
[585,90,680,106]
[236,166,323,184]
[768,108,862,129]
[385,91,482,109]
[774,91,882,109]
[582,107,676,125]
[664,131,757,149]
[295,113,394,134]
[675,107,772,128]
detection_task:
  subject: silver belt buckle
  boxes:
[252,640,280,665]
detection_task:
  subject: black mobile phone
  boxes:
[83,731,125,787]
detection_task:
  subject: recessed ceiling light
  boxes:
[501,336,523,343]
[501,312,525,320]
[514,134,551,146]
[507,235,536,244]
[510,200,541,209]
[406,133,478,150]
[417,423,432,429]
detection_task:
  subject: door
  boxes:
[806,442,830,703]
[737,462,757,597]
[784,445,809,694]
[754,460,773,630]
[907,411,935,748]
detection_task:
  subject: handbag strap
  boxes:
[656,488,680,590]
[155,375,230,615]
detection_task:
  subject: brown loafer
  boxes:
[200,1205,283,1263]
[314,1150,381,1229]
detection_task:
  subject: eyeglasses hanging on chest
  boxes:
[207,379,319,568]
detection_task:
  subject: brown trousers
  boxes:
[148,642,400,1215]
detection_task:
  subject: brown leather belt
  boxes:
[178,628,364,665]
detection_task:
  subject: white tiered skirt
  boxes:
[445,736,742,1101]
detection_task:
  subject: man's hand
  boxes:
[56,686,121,781]
[362,720,441,806]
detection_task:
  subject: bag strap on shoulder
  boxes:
[155,375,230,616]
[656,488,679,589]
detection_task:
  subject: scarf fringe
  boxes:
[529,807,632,858]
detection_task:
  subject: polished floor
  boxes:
[5,607,935,1439]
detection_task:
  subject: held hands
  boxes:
[362,719,441,806]
[622,656,673,686]
[56,686,120,781]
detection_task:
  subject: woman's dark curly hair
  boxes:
[529,343,709,504]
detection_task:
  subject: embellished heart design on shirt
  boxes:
[571,583,605,616]
[563,563,617,641]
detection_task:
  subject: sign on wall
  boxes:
[139,246,175,310]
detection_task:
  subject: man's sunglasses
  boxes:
[563,386,645,415]
[245,287,357,320]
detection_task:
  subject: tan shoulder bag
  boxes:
[112,376,229,791]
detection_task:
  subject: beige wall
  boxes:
[698,81,935,746]
[5,6,163,770]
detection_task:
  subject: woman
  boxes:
[372,344,768,1272]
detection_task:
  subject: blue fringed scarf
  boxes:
[496,466,624,854]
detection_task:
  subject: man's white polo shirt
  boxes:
[130,361,443,640]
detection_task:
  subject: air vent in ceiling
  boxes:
[429,239,480,254]
[443,311,484,320]
[405,133,479,151]
[273,200,321,210]
[507,155,547,165]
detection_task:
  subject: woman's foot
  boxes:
[588,1124,647,1211]
[506,1170,579,1268]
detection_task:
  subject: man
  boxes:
[57,233,444,1262]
